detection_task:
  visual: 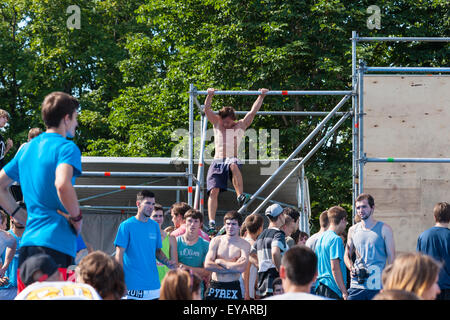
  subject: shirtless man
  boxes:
[204,210,250,300]
[204,88,268,234]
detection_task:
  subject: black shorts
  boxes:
[17,246,75,293]
[206,158,242,195]
[205,280,243,300]
[18,246,74,269]
[315,282,343,300]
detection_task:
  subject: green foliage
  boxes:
[0,0,448,231]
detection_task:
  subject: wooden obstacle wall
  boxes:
[363,75,450,253]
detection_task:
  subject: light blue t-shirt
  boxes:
[114,217,162,291]
[177,235,210,268]
[0,230,21,289]
[315,230,347,298]
[3,132,82,258]
[76,234,87,252]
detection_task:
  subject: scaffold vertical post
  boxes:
[357,60,365,196]
[188,84,195,206]
[352,31,358,223]
[296,168,303,232]
[194,111,208,211]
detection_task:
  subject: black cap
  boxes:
[20,254,59,286]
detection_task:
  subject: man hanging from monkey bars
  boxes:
[204,87,268,235]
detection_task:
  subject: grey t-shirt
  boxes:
[305,232,322,252]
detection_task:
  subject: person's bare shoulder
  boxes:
[237,237,251,251]
[381,222,394,237]
[211,234,224,247]
[348,224,357,233]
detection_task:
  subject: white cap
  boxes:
[265,204,283,217]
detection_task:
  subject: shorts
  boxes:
[124,289,160,300]
[205,280,243,300]
[347,287,380,300]
[18,246,74,269]
[17,246,75,293]
[206,158,242,194]
[315,282,342,300]
[256,268,279,298]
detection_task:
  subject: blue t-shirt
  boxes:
[3,132,82,258]
[114,216,162,291]
[76,234,87,253]
[417,226,450,289]
[0,230,21,289]
[315,230,347,298]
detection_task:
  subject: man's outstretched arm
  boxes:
[241,88,268,129]
[204,88,221,125]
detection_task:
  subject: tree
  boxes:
[1,0,448,232]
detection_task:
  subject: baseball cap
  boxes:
[20,254,59,286]
[265,204,283,218]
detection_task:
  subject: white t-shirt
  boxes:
[264,291,328,300]
[15,281,102,300]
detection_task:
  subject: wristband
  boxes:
[11,205,21,218]
[69,211,83,222]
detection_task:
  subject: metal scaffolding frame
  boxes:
[351,31,450,221]
[75,31,450,233]
[190,86,353,232]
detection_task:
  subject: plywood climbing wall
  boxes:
[363,75,450,253]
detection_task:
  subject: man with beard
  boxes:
[114,190,176,300]
[204,210,250,300]
[344,193,395,300]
